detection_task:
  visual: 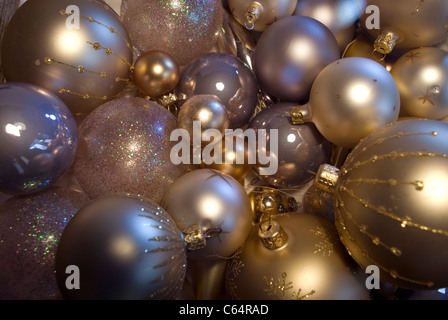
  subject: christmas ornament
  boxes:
[121,0,223,66]
[161,169,252,260]
[176,53,258,129]
[249,102,331,188]
[74,97,189,204]
[0,82,78,195]
[200,135,254,182]
[293,0,367,51]
[0,187,89,300]
[226,213,370,300]
[291,57,400,148]
[314,119,448,290]
[254,15,340,103]
[56,193,187,299]
[342,32,388,68]
[391,47,448,120]
[248,187,299,223]
[359,0,448,54]
[132,50,180,98]
[1,0,133,117]
[177,95,230,144]
[228,0,298,32]
[188,259,228,300]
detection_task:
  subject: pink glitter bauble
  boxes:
[121,0,224,66]
[74,97,189,204]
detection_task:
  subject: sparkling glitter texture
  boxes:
[74,97,190,204]
[121,0,224,66]
[0,187,90,299]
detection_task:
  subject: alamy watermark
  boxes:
[169,121,279,176]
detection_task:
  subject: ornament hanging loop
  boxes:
[244,2,264,30]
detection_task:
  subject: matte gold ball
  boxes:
[133,50,180,98]
[226,213,370,300]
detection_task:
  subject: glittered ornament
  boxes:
[132,50,180,98]
[0,187,89,300]
[121,0,223,66]
[254,15,340,102]
[74,97,189,204]
[249,102,331,188]
[0,82,78,195]
[161,169,253,260]
[391,47,448,120]
[294,0,367,51]
[315,119,448,290]
[1,0,133,117]
[228,0,298,32]
[56,193,187,300]
[177,95,230,144]
[226,213,370,300]
[291,57,400,148]
[359,0,448,55]
[176,53,258,129]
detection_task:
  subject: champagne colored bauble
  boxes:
[253,15,340,103]
[176,53,258,129]
[391,47,448,120]
[56,193,187,299]
[228,0,298,32]
[133,50,180,98]
[121,0,223,66]
[294,0,367,51]
[74,97,189,204]
[1,0,133,117]
[161,169,253,260]
[0,82,78,195]
[360,0,448,54]
[249,102,331,188]
[327,119,448,290]
[0,187,89,300]
[226,213,370,300]
[177,95,230,144]
[293,57,400,148]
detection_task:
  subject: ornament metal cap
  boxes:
[249,187,299,223]
[290,103,312,125]
[374,32,398,55]
[314,163,340,194]
[244,2,264,30]
[258,219,288,250]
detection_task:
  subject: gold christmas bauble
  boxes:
[319,119,448,290]
[391,47,448,120]
[360,0,448,54]
[1,0,133,117]
[226,213,370,300]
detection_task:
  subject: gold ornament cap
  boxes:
[258,219,288,250]
[291,104,312,125]
[183,225,207,251]
[314,163,340,194]
[374,32,398,55]
[244,2,264,30]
